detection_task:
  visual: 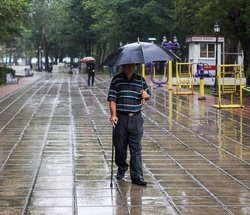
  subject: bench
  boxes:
[24,68,34,77]
[6,73,18,84]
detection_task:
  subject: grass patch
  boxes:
[193,86,214,95]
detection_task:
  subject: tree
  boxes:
[86,0,176,64]
[3,0,250,73]
[218,0,250,75]
[175,0,250,74]
[0,0,28,43]
[0,0,29,63]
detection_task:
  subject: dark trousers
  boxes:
[114,113,144,180]
[88,72,95,85]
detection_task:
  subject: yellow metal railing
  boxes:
[175,62,194,95]
[213,64,243,109]
[242,86,250,92]
[152,63,167,82]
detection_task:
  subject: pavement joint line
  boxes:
[0,78,46,116]
[69,80,78,215]
[152,89,250,147]
[0,78,53,172]
[142,106,250,212]
[114,181,133,215]
[143,131,235,215]
[145,95,250,166]
[21,77,63,215]
[77,84,111,174]
[1,73,250,214]
[78,77,137,215]
[89,89,109,116]
[143,107,250,190]
[142,162,181,215]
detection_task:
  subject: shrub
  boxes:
[0,66,16,85]
[246,68,250,86]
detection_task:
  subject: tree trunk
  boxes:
[243,44,250,76]
[241,40,250,76]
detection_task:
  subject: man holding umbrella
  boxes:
[86,60,95,86]
[104,40,179,186]
[107,64,151,186]
[82,56,96,86]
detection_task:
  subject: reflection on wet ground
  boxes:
[0,73,250,215]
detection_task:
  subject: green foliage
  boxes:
[0,66,16,85]
[246,69,250,86]
[2,0,250,72]
[174,0,250,75]
[0,0,28,43]
[86,0,176,63]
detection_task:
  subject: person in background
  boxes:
[48,64,53,73]
[107,63,151,186]
[109,65,116,78]
[87,60,95,86]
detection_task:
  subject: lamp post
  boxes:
[213,23,220,94]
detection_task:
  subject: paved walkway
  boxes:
[0,69,250,215]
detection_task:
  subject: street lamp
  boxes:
[213,23,220,94]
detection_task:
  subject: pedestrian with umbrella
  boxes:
[82,57,95,86]
[107,63,151,186]
[87,60,95,86]
[104,40,179,186]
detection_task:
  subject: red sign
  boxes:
[204,65,216,70]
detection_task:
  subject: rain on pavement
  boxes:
[0,72,250,215]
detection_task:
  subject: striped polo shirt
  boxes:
[107,72,151,112]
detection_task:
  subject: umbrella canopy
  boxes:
[102,42,180,66]
[81,56,95,63]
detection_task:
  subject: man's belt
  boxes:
[117,111,141,117]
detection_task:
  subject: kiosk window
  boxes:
[200,43,215,58]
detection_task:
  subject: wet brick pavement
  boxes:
[0,69,250,215]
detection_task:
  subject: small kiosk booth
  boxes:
[186,35,225,78]
[184,35,244,108]
[174,35,225,95]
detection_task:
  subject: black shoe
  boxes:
[116,174,124,180]
[132,178,147,186]
[116,170,126,180]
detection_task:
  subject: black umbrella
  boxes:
[102,41,180,66]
